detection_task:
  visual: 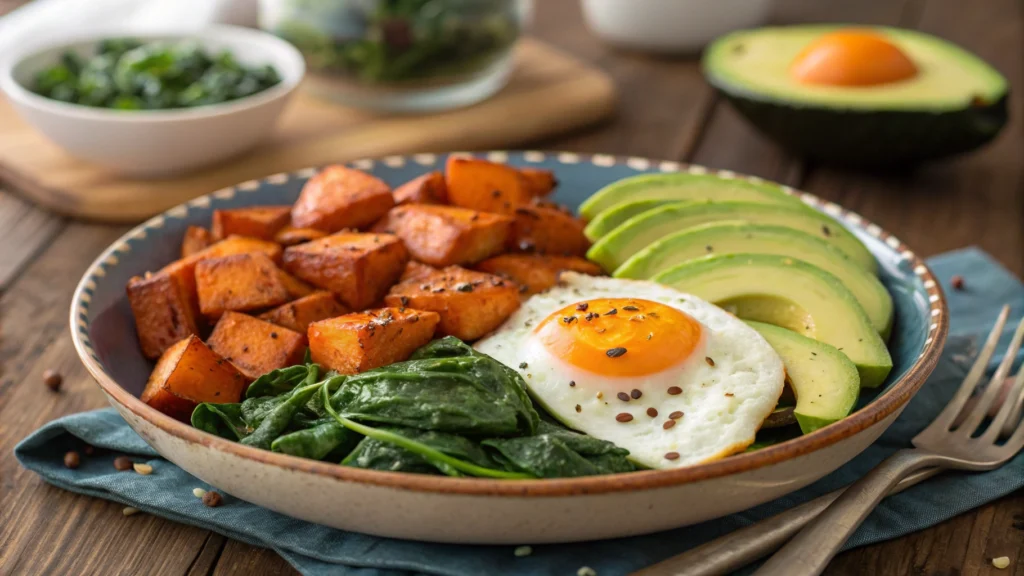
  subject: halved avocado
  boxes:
[746,321,860,434]
[615,222,893,338]
[702,25,1008,165]
[654,254,892,388]
[587,201,876,274]
[578,172,805,222]
[584,199,675,242]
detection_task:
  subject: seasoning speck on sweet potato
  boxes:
[259,291,349,335]
[206,312,306,382]
[141,335,246,421]
[291,165,395,232]
[195,252,292,319]
[373,204,512,267]
[384,266,520,341]
[127,268,202,359]
[274,225,328,247]
[309,307,440,375]
[445,157,532,214]
[211,206,291,240]
[283,232,409,310]
[393,171,448,205]
[508,205,590,256]
[476,254,603,295]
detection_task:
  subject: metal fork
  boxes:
[631,306,1024,576]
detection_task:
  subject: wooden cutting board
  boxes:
[0,39,615,223]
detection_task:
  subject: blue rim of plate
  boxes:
[69,151,949,496]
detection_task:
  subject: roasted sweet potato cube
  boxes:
[274,225,328,246]
[211,206,291,240]
[393,171,448,205]
[141,335,247,421]
[278,269,314,299]
[384,267,520,341]
[127,268,202,359]
[445,157,532,214]
[165,234,284,286]
[195,252,292,318]
[373,204,512,266]
[400,261,438,283]
[519,168,558,197]
[291,165,395,232]
[181,226,214,258]
[476,254,603,295]
[282,232,408,310]
[206,312,306,381]
[259,291,349,335]
[508,205,591,256]
[309,307,440,375]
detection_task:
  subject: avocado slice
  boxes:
[584,199,675,241]
[578,172,805,222]
[654,254,892,388]
[587,201,876,274]
[746,321,860,434]
[702,25,1008,165]
[615,222,893,338]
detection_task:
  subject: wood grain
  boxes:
[0,40,615,223]
[0,0,1022,575]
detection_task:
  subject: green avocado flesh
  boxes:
[654,254,892,388]
[587,201,876,274]
[702,25,1009,165]
[746,321,860,434]
[615,222,893,337]
[578,172,804,223]
[584,199,674,241]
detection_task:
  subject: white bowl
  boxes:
[0,25,304,177]
[581,0,772,54]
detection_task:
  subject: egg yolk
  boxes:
[790,30,918,86]
[534,298,703,378]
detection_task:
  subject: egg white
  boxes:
[474,273,785,470]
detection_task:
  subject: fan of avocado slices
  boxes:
[579,171,896,436]
[702,25,1008,165]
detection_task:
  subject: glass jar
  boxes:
[259,0,521,112]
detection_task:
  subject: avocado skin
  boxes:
[717,91,1008,166]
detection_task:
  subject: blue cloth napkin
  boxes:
[15,247,1024,576]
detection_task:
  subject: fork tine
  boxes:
[932,306,1010,429]
[980,368,1024,443]
[957,315,1024,436]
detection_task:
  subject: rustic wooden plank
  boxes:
[186,534,228,576]
[0,190,64,291]
[213,540,296,576]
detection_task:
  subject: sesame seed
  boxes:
[576,302,589,311]
[606,347,627,358]
[133,463,153,475]
[514,545,532,557]
[622,305,639,311]
[992,556,1010,569]
[630,389,642,399]
[669,411,683,420]
[604,308,617,316]
[617,392,631,402]
[193,488,208,498]
[563,316,577,324]
[122,506,140,517]
[569,381,576,387]
[457,283,474,292]
[665,452,680,460]
[577,567,597,576]
[647,407,658,417]
[270,332,278,339]
[615,413,633,423]
[667,386,682,395]
[725,392,734,397]
[575,404,582,413]
[663,420,675,430]
[596,391,603,399]
[705,357,715,367]
[519,362,528,369]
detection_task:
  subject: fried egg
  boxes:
[474,273,785,469]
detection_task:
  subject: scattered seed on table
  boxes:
[615,413,633,423]
[513,545,532,557]
[663,420,675,430]
[992,556,1010,569]
[647,407,658,418]
[577,567,597,576]
[202,491,223,507]
[617,392,631,402]
[630,389,642,399]
[43,369,62,392]
[63,451,80,469]
[122,507,140,517]
[667,386,682,395]
[665,452,680,460]
[952,275,965,290]
[193,488,208,498]
[133,463,153,475]
[113,456,134,471]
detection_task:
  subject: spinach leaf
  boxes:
[246,365,312,398]
[343,427,499,476]
[240,395,286,428]
[271,421,360,460]
[483,423,636,478]
[191,403,249,441]
[240,367,323,450]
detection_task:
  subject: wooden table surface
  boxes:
[2,0,1022,574]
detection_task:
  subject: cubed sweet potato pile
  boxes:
[127,158,599,421]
